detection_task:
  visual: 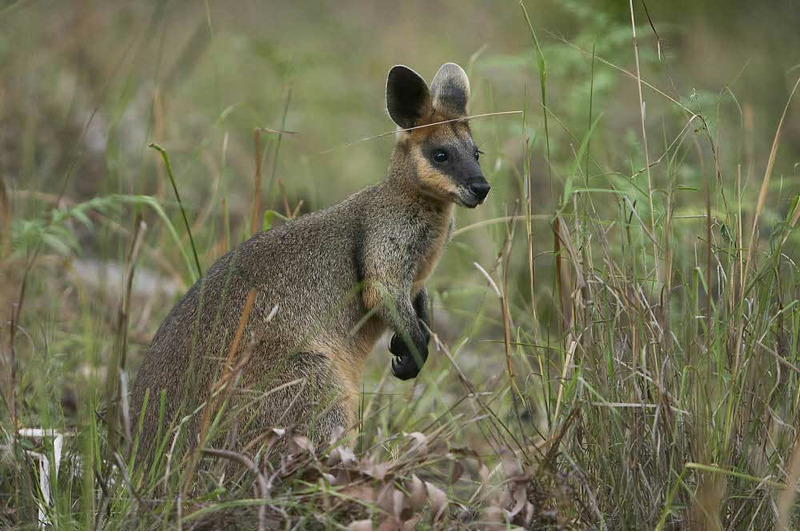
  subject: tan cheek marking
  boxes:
[412,149,460,199]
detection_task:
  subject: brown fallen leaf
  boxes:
[479,463,491,485]
[327,442,357,467]
[346,518,373,531]
[402,515,422,529]
[404,431,428,453]
[449,460,464,484]
[359,458,391,480]
[340,483,376,504]
[425,481,448,523]
[482,505,505,531]
[377,485,404,520]
[509,485,526,518]
[524,500,534,528]
[290,435,315,455]
[500,449,525,481]
[407,474,426,512]
[378,516,403,530]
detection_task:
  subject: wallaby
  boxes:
[131,62,490,463]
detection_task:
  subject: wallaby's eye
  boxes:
[474,149,483,161]
[432,150,448,163]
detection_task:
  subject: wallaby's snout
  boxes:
[467,178,491,205]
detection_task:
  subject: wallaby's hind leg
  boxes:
[230,351,354,453]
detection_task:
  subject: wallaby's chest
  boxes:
[413,206,454,292]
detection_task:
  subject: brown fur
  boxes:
[414,202,454,295]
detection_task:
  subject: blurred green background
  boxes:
[4,0,799,211]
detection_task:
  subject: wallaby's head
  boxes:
[386,63,490,208]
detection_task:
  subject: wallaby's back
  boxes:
[132,187,385,457]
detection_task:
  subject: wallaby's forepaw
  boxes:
[389,334,428,380]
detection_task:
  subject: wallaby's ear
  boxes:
[386,65,432,129]
[430,62,470,117]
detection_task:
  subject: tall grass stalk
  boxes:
[148,143,203,280]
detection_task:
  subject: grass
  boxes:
[3,0,800,529]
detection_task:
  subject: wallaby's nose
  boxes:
[469,181,491,202]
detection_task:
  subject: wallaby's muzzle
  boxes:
[459,175,491,208]
[468,178,491,203]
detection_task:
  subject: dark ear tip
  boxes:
[387,65,403,78]
[387,65,422,83]
[386,64,431,129]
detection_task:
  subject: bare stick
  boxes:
[628,0,659,285]
[202,448,269,531]
[182,288,257,495]
[106,216,147,455]
[318,111,522,155]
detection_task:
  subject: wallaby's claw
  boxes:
[388,333,406,357]
[392,354,419,380]
[389,334,428,380]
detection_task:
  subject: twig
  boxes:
[202,448,269,531]
[318,111,522,155]
[105,216,146,455]
[251,128,263,236]
[265,89,293,206]
[628,0,659,285]
[182,288,258,495]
